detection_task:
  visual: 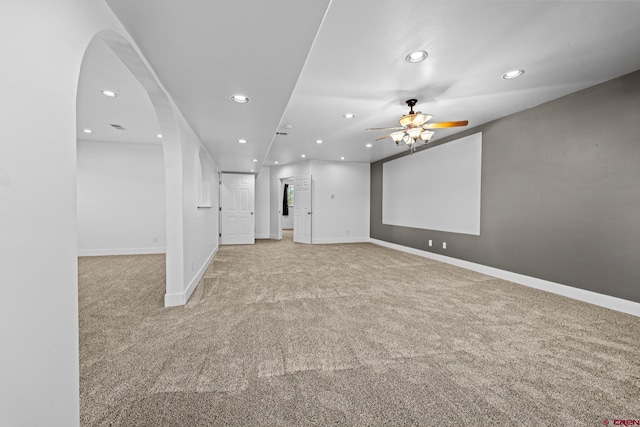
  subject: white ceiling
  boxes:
[80,0,640,171]
[77,39,161,145]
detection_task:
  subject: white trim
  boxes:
[163,292,184,307]
[313,237,370,244]
[370,238,640,318]
[78,247,166,256]
[255,234,271,239]
[164,245,218,307]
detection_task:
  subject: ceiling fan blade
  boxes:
[365,126,405,131]
[422,120,469,129]
[375,135,391,141]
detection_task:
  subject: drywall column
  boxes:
[97,31,187,306]
[0,1,134,426]
[101,31,219,306]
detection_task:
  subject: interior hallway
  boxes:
[79,235,640,426]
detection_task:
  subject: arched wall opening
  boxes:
[77,37,166,256]
[76,30,184,303]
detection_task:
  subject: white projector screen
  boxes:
[383,132,482,235]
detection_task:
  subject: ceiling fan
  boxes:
[366,99,468,153]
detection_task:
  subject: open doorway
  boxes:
[280,177,295,240]
[76,37,166,257]
[77,31,185,305]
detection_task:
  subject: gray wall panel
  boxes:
[371,70,640,303]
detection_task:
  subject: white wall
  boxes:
[77,141,166,255]
[164,109,219,306]
[1,1,221,423]
[309,161,370,243]
[255,168,271,238]
[0,1,134,425]
[267,161,370,243]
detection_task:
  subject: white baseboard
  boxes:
[313,237,370,244]
[255,234,271,239]
[370,238,640,318]
[163,292,184,307]
[164,245,218,307]
[78,247,166,257]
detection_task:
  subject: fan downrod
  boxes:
[406,99,418,114]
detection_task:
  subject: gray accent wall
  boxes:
[371,70,640,303]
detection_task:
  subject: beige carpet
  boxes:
[79,231,640,426]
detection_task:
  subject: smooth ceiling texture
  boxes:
[97,0,640,171]
[77,38,162,145]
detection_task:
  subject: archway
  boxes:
[76,31,184,304]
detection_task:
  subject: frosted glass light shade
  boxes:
[407,127,422,139]
[420,130,435,141]
[391,131,405,143]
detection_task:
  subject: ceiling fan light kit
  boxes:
[367,99,468,154]
[420,130,435,141]
[390,131,405,144]
[406,127,422,139]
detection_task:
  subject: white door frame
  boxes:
[218,171,222,247]
[221,172,255,245]
[293,175,312,244]
[278,177,295,241]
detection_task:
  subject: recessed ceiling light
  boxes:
[284,124,293,129]
[301,154,306,158]
[366,143,372,148]
[230,94,249,103]
[502,69,525,79]
[343,113,356,119]
[405,50,428,63]
[157,134,163,138]
[238,139,247,144]
[274,161,279,165]
[250,169,254,172]
[101,90,118,98]
[83,129,92,134]
[316,139,323,144]
[252,159,258,162]
[340,156,345,160]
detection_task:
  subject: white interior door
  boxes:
[221,173,255,245]
[293,175,312,244]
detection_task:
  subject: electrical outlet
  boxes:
[153,236,158,243]
[428,239,432,247]
[443,242,447,249]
